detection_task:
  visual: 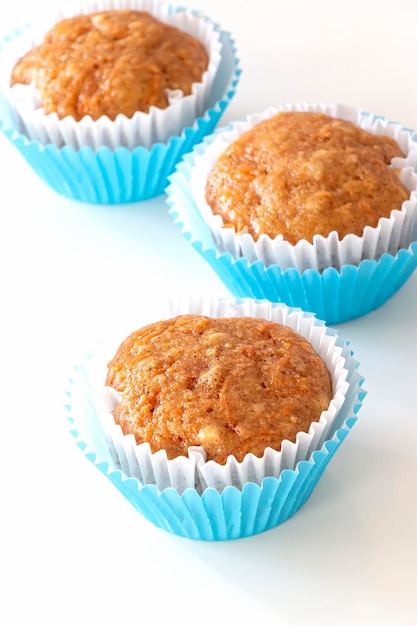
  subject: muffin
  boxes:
[105,314,333,464]
[166,103,417,324]
[205,111,409,245]
[0,0,240,203]
[10,10,209,122]
[67,297,366,540]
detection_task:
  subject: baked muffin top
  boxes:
[205,111,409,245]
[105,314,332,464]
[10,10,209,121]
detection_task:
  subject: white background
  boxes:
[0,1,417,625]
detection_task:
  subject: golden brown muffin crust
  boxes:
[11,10,209,121]
[105,315,332,464]
[205,111,409,245]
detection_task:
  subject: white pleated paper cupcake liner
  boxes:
[86,297,361,494]
[186,103,417,273]
[66,297,365,540]
[1,0,222,150]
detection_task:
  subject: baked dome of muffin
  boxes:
[105,314,332,464]
[10,9,209,121]
[205,111,409,245]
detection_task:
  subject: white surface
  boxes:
[0,1,416,625]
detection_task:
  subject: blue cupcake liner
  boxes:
[165,137,417,325]
[65,306,365,541]
[0,20,240,204]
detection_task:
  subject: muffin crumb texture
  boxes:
[10,10,209,121]
[105,315,333,464]
[205,111,409,244]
